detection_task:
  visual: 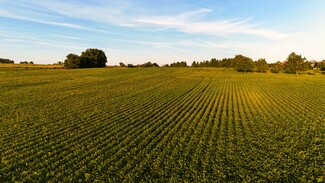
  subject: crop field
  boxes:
[0,67,324,182]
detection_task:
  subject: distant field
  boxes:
[0,63,63,69]
[0,67,324,182]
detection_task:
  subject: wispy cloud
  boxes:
[0,9,89,30]
[135,9,288,40]
[1,33,87,50]
[49,34,84,40]
[1,1,288,40]
[25,0,131,25]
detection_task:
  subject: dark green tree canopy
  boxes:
[80,48,107,68]
[255,58,269,73]
[270,61,285,73]
[141,62,159,67]
[119,62,126,67]
[170,61,187,67]
[0,58,14,64]
[285,52,307,75]
[64,48,107,69]
[234,55,254,72]
[320,60,325,71]
[64,53,80,69]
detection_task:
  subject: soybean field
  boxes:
[0,67,324,182]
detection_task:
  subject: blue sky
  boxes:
[1,0,325,65]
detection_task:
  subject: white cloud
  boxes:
[135,10,288,40]
[25,0,131,25]
[1,1,289,40]
[0,8,87,30]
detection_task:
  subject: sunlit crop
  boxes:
[0,67,324,182]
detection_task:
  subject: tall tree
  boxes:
[255,58,269,73]
[64,53,80,69]
[234,55,254,72]
[192,61,198,67]
[285,52,307,75]
[80,48,107,68]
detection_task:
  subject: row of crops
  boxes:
[0,67,324,182]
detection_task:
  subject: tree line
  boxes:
[64,48,107,69]
[0,58,34,64]
[2,49,325,74]
[191,52,325,74]
[0,58,14,64]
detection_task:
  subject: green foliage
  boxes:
[141,62,159,67]
[319,60,325,71]
[64,53,80,69]
[0,58,14,64]
[127,64,136,68]
[119,62,126,67]
[64,49,107,69]
[170,61,187,67]
[285,52,307,75]
[191,58,234,68]
[0,68,324,182]
[80,48,107,68]
[234,54,254,72]
[270,61,285,73]
[255,58,269,73]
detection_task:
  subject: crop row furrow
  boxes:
[0,78,190,176]
[110,79,213,178]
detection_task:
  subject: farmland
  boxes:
[0,67,324,182]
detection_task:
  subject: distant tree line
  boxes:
[119,61,188,68]
[170,61,187,67]
[192,55,267,73]
[0,58,14,64]
[119,61,160,68]
[0,58,35,64]
[271,52,324,75]
[64,48,107,69]
[20,61,34,64]
[191,52,325,74]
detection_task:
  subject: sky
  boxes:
[1,0,325,65]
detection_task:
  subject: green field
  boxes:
[0,67,324,182]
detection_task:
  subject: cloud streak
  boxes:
[135,9,288,40]
[1,1,287,39]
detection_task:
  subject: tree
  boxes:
[255,58,269,73]
[64,48,107,69]
[0,58,14,64]
[270,61,284,73]
[192,61,198,67]
[320,60,325,71]
[210,58,218,67]
[285,52,307,75]
[234,55,254,72]
[29,61,34,65]
[119,62,126,67]
[80,48,107,68]
[221,58,234,68]
[64,53,80,69]
[170,61,187,67]
[127,64,135,68]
